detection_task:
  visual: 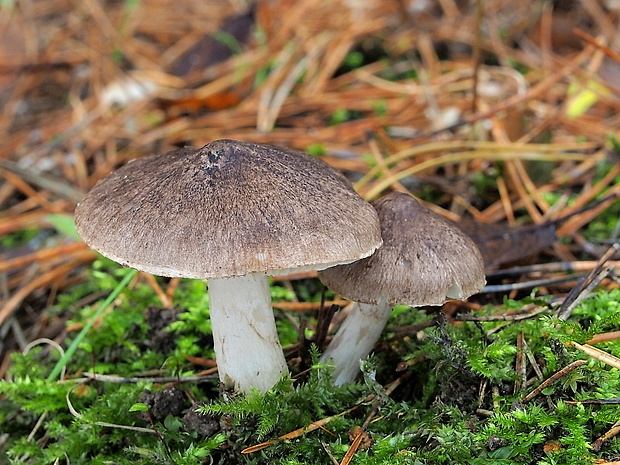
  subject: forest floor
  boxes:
[1,1,620,464]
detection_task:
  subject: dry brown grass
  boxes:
[1,0,619,374]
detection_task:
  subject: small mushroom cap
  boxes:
[75,139,382,279]
[318,192,486,306]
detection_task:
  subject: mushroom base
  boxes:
[208,274,287,393]
[320,300,390,385]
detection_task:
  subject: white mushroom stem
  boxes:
[320,298,391,385]
[208,274,287,393]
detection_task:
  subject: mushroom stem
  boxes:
[208,274,287,393]
[320,299,390,385]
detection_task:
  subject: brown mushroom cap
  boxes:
[75,139,382,279]
[318,192,485,306]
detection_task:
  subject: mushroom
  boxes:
[318,191,485,385]
[74,139,382,393]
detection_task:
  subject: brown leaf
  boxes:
[458,219,557,272]
[168,6,255,78]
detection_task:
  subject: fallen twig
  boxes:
[521,360,588,403]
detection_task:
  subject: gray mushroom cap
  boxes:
[318,191,486,306]
[74,139,382,279]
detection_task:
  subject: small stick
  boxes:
[571,342,620,370]
[481,274,584,294]
[555,243,619,320]
[241,403,363,454]
[140,272,172,308]
[272,300,348,312]
[456,306,548,322]
[555,265,616,321]
[521,360,587,403]
[315,303,339,352]
[587,331,620,345]
[165,277,181,302]
[592,419,620,452]
[0,241,90,273]
[470,0,482,114]
[1,170,63,213]
[339,429,366,465]
[80,371,218,384]
[321,442,340,465]
[572,28,620,63]
[0,254,94,327]
[522,337,545,382]
[65,384,156,434]
[242,376,405,454]
[487,260,620,278]
[0,158,85,203]
[514,332,526,393]
[338,375,405,465]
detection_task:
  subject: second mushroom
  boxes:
[318,191,486,385]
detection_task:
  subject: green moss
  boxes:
[3,257,620,464]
